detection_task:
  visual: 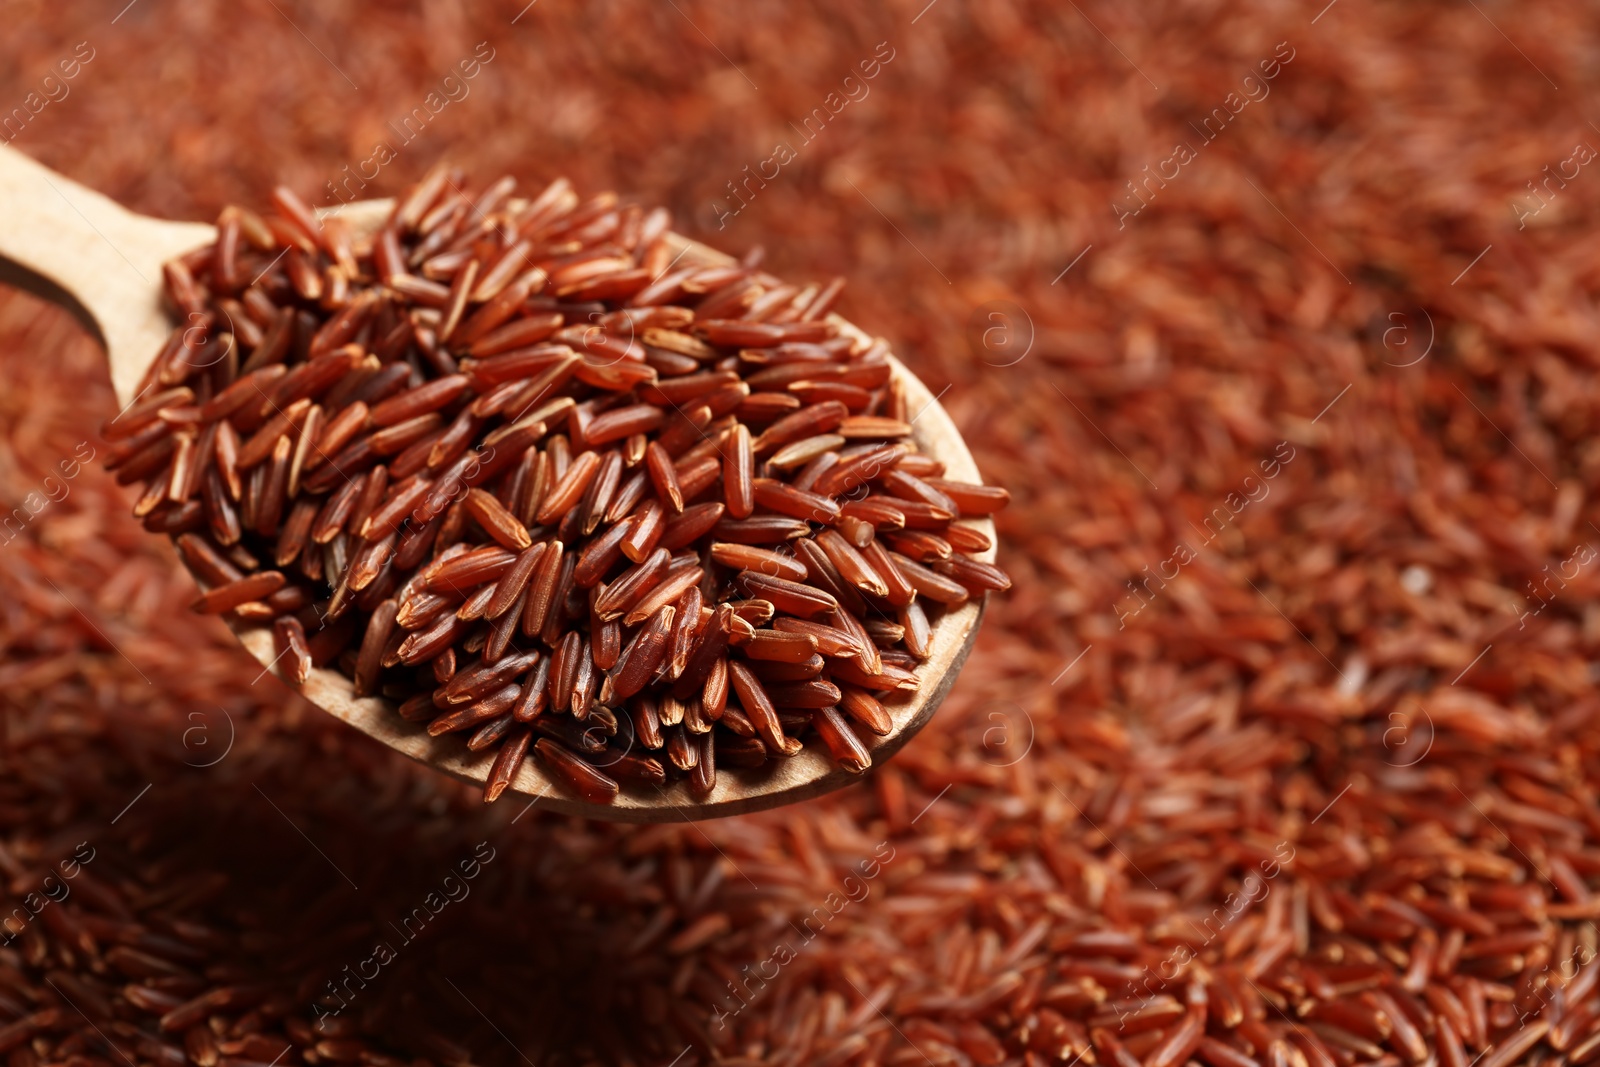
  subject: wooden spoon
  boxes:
[0,143,995,822]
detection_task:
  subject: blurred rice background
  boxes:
[3,1,1600,1064]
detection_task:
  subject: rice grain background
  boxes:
[2,1,1599,1064]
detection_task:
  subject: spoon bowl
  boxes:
[0,143,994,822]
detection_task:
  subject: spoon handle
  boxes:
[0,143,213,401]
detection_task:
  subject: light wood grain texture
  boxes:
[0,143,995,822]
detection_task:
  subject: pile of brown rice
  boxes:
[3,0,1599,1063]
